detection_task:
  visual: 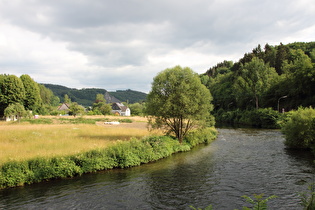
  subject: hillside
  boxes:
[203,41,315,111]
[43,84,147,106]
[109,89,147,104]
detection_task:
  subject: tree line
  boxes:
[0,74,60,119]
[201,42,315,112]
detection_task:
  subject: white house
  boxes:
[111,103,131,116]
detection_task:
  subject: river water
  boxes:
[1,128,314,209]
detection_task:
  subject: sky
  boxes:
[0,0,314,93]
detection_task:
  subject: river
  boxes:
[1,128,314,209]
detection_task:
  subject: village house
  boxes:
[111,102,131,116]
[57,103,71,112]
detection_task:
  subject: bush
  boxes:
[214,108,281,128]
[280,107,315,150]
[185,127,218,147]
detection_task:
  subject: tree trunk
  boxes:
[255,95,259,109]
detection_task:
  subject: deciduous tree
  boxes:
[92,94,111,115]
[236,57,278,109]
[0,74,25,115]
[20,74,41,112]
[146,66,214,143]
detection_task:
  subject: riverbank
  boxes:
[0,116,217,189]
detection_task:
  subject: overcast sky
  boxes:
[0,0,314,93]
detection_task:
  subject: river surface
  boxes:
[1,128,315,210]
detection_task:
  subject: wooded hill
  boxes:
[201,42,315,111]
[43,84,147,106]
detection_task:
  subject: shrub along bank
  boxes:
[0,127,217,189]
[280,107,315,154]
[214,108,282,129]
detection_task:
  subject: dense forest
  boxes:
[43,84,147,106]
[109,89,147,104]
[201,42,315,112]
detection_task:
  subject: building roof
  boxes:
[112,102,129,112]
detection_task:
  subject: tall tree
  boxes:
[63,94,71,104]
[146,66,214,143]
[20,74,41,112]
[38,84,60,106]
[282,49,315,106]
[236,57,278,109]
[0,74,25,115]
[275,43,289,74]
[69,102,84,117]
[92,94,111,115]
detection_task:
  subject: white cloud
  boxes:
[0,0,314,93]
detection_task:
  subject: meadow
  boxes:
[0,116,151,165]
[0,115,216,189]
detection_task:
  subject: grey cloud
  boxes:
[0,0,314,92]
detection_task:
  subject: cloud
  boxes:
[0,0,314,93]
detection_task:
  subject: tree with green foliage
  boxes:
[0,74,25,115]
[281,107,315,150]
[20,74,42,112]
[128,102,145,116]
[4,103,26,122]
[92,94,111,115]
[282,49,315,106]
[37,84,60,115]
[210,72,236,110]
[275,43,289,74]
[236,57,278,109]
[69,102,84,117]
[63,94,71,104]
[146,66,214,143]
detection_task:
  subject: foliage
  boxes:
[280,107,315,150]
[235,57,278,109]
[20,74,42,112]
[189,194,276,210]
[4,103,27,122]
[185,127,217,147]
[109,89,147,104]
[239,194,277,210]
[146,66,214,143]
[43,84,147,106]
[92,94,112,115]
[205,42,315,114]
[0,74,25,115]
[214,108,281,129]
[38,84,60,106]
[0,130,217,189]
[63,94,71,103]
[299,183,315,210]
[68,102,85,117]
[189,205,213,210]
[128,102,145,116]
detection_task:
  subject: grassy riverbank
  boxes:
[0,116,217,189]
[0,116,151,165]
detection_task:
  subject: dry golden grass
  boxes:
[0,116,156,165]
